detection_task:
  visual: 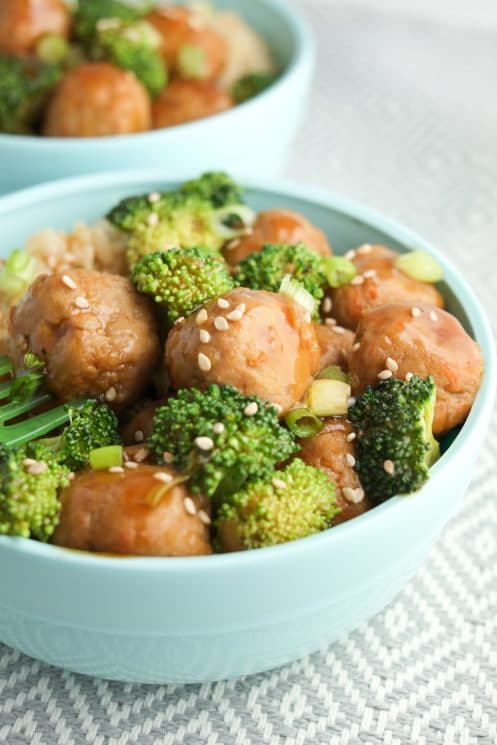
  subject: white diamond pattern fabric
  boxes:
[1,2,497,742]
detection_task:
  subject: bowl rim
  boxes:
[0,169,495,572]
[0,0,315,148]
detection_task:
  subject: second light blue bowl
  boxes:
[0,172,495,683]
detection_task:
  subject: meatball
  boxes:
[330,244,444,330]
[166,288,320,415]
[152,79,233,128]
[147,6,227,82]
[314,321,354,372]
[349,303,484,435]
[0,0,70,56]
[299,419,372,524]
[224,209,333,265]
[52,465,211,556]
[9,269,160,407]
[43,63,151,137]
[121,400,166,446]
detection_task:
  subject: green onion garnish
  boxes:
[317,365,351,384]
[395,251,444,283]
[285,407,324,438]
[177,44,208,79]
[306,379,351,417]
[90,445,123,470]
[320,256,357,288]
[279,274,317,315]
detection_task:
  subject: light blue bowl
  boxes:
[0,0,314,195]
[0,172,495,684]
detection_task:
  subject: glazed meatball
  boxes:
[43,63,151,137]
[330,244,444,330]
[0,0,70,56]
[147,5,227,81]
[52,465,211,556]
[152,79,233,128]
[299,419,373,524]
[349,303,484,435]
[121,400,166,446]
[9,270,160,407]
[314,321,354,372]
[166,288,320,415]
[224,209,333,265]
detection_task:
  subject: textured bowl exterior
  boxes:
[0,173,494,683]
[0,0,314,194]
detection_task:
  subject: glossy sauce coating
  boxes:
[0,0,71,56]
[9,269,160,407]
[330,245,444,330]
[166,288,321,415]
[43,63,151,137]
[349,302,484,435]
[299,419,372,524]
[313,321,354,372]
[152,79,233,128]
[224,209,333,265]
[52,465,211,556]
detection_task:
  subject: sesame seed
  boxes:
[357,243,373,255]
[351,275,364,286]
[304,311,312,324]
[411,306,422,318]
[105,386,117,402]
[108,466,124,474]
[134,447,149,462]
[184,497,197,515]
[322,297,333,313]
[235,304,247,315]
[154,472,173,484]
[226,309,243,322]
[23,458,37,467]
[430,311,438,322]
[125,461,138,470]
[212,422,225,434]
[134,430,144,443]
[217,298,230,309]
[345,249,356,260]
[347,396,356,407]
[272,477,287,489]
[27,461,48,476]
[68,472,75,480]
[346,453,356,467]
[333,326,346,335]
[198,509,211,525]
[148,192,160,203]
[195,436,214,451]
[352,342,361,352]
[270,402,283,415]
[385,357,398,372]
[74,296,89,309]
[244,402,259,416]
[199,329,210,343]
[325,317,337,327]
[214,316,229,331]
[62,274,77,290]
[346,432,356,442]
[363,269,377,279]
[377,369,393,380]
[405,372,414,382]
[225,239,240,251]
[196,309,208,325]
[174,316,185,325]
[384,459,395,475]
[343,486,365,504]
[198,352,212,372]
[147,212,159,227]
[163,451,174,463]
[384,335,392,345]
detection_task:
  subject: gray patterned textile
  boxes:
[1,1,497,742]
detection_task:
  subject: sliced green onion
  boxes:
[90,445,123,470]
[279,274,317,315]
[320,256,357,288]
[213,205,256,239]
[317,365,351,384]
[306,379,351,417]
[285,407,324,438]
[178,44,208,79]
[395,251,444,283]
[0,249,39,301]
[36,33,70,64]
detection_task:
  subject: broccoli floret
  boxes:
[40,400,121,472]
[0,55,61,134]
[215,458,339,550]
[0,442,70,541]
[149,385,298,499]
[73,0,151,44]
[107,173,248,269]
[132,247,234,322]
[348,375,440,503]
[231,72,278,104]
[236,242,327,314]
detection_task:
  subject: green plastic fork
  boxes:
[0,356,86,448]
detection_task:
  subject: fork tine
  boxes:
[0,392,52,424]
